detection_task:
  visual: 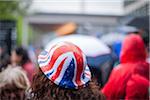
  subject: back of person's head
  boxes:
[0,66,30,100]
[32,68,105,100]
[11,47,30,66]
[31,42,105,100]
[120,34,146,63]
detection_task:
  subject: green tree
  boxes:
[0,0,31,19]
[0,0,32,45]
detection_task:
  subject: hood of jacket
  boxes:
[120,34,146,63]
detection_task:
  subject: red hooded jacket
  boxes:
[126,74,149,99]
[102,34,149,99]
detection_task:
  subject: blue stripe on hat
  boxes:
[59,58,76,89]
[38,56,50,64]
[45,70,54,78]
[40,50,48,55]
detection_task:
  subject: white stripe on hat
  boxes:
[38,42,67,67]
[54,52,73,84]
[44,52,72,77]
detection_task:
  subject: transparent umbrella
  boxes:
[46,34,111,57]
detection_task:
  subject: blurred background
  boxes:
[0,0,149,85]
[0,0,149,50]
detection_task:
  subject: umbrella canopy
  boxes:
[116,26,139,34]
[127,16,149,31]
[100,32,126,46]
[45,34,111,57]
[45,34,114,86]
[45,34,112,68]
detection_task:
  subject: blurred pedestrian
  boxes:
[0,52,10,72]
[31,42,105,100]
[101,34,149,99]
[0,66,30,100]
[11,47,35,82]
[0,46,10,72]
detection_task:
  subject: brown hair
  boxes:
[31,68,105,100]
[0,66,30,100]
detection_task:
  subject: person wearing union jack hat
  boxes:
[31,42,105,100]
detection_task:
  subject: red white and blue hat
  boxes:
[38,42,91,89]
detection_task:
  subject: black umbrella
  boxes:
[127,16,149,31]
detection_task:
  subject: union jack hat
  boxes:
[38,42,91,89]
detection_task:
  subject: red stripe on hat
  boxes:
[73,47,84,86]
[41,45,72,72]
[51,57,67,82]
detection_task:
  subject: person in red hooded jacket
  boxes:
[101,34,149,99]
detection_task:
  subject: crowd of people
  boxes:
[0,27,149,99]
